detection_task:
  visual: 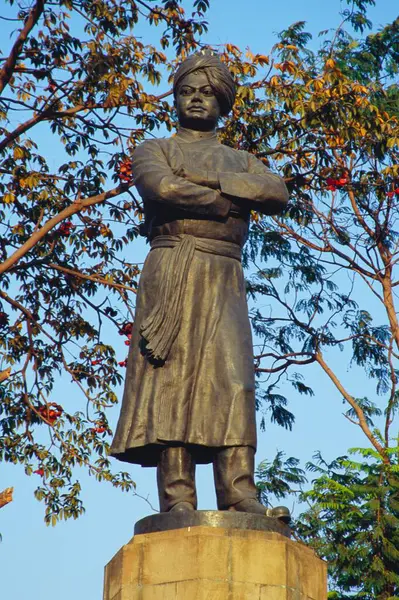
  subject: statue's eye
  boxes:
[202,88,214,96]
[180,87,193,96]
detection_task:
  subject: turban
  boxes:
[173,53,236,117]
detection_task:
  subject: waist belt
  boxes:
[140,234,242,363]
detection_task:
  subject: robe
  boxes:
[110,128,288,466]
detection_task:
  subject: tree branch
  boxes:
[0,0,45,95]
[0,183,131,276]
[47,263,137,294]
[0,487,13,509]
[315,349,390,463]
[0,111,47,153]
[255,356,316,373]
[0,90,172,153]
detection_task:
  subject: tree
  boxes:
[237,3,398,597]
[0,0,211,524]
[237,9,399,462]
[297,451,399,599]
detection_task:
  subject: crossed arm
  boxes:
[132,140,289,218]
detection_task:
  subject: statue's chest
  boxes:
[179,143,248,173]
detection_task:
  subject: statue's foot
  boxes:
[169,501,195,514]
[266,505,291,525]
[229,499,291,524]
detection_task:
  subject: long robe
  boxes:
[110,128,288,466]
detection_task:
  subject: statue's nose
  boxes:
[191,90,203,102]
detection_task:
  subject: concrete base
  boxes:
[103,523,327,600]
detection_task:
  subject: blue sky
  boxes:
[1,1,398,599]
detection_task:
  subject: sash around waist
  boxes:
[140,234,242,364]
[150,234,242,261]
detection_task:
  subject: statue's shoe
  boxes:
[229,499,291,524]
[266,505,291,524]
[169,501,195,513]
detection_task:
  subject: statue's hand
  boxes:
[172,164,187,179]
[173,165,219,190]
[174,165,205,185]
[229,197,251,220]
[184,168,210,187]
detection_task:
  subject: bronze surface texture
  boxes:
[110,53,289,516]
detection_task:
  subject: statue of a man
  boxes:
[110,53,289,519]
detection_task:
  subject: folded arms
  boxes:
[131,140,289,219]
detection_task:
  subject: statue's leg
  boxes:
[213,446,291,523]
[213,445,257,510]
[157,446,197,513]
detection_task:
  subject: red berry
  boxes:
[58,221,76,236]
[37,402,63,422]
[119,322,133,336]
[326,177,337,186]
[118,160,133,183]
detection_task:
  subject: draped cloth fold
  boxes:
[140,234,242,363]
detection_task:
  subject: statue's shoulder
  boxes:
[219,141,254,168]
[220,141,250,159]
[133,136,175,157]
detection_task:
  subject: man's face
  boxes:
[175,70,221,131]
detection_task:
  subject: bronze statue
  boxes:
[110,53,289,520]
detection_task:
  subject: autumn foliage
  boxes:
[0,0,211,525]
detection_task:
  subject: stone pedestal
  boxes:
[103,513,327,600]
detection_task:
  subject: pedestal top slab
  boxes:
[134,509,290,537]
